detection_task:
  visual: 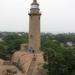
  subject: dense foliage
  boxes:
[41,33,75,75]
[0,32,28,60]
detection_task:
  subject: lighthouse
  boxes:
[29,0,41,52]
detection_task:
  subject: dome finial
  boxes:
[33,0,37,2]
[31,0,39,6]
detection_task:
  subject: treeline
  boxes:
[41,33,75,44]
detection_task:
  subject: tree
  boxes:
[0,32,28,60]
[41,33,75,75]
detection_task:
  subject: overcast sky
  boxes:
[0,0,75,33]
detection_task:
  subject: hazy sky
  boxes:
[0,0,75,33]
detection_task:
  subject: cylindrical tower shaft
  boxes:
[28,0,41,52]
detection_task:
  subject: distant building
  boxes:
[0,38,3,42]
[66,42,73,47]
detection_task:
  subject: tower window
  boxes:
[31,5,39,9]
[30,35,33,38]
